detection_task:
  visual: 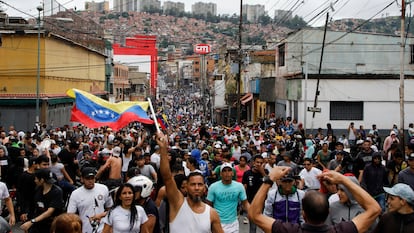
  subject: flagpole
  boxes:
[147,97,161,133]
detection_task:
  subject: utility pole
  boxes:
[36,5,43,124]
[311,13,329,125]
[399,0,406,149]
[201,54,207,122]
[236,0,243,125]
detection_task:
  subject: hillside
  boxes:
[68,10,408,53]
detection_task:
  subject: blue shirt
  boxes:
[207,181,247,224]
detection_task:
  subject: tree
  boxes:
[281,15,308,30]
[258,15,272,26]
[121,12,129,18]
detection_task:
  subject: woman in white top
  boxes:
[102,183,149,233]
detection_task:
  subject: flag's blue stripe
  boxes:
[75,92,149,123]
[124,105,150,118]
[75,92,120,122]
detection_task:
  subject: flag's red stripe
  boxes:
[71,106,154,131]
[157,118,167,130]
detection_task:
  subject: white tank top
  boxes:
[170,199,211,233]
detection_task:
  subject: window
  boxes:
[330,101,363,120]
[278,43,285,67]
[410,44,414,64]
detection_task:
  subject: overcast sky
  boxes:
[1,0,403,26]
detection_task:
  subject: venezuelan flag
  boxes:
[67,89,153,131]
[157,113,169,130]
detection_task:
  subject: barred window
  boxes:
[411,44,414,64]
[330,101,363,120]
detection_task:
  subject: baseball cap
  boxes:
[220,162,233,172]
[35,168,56,184]
[112,146,121,157]
[281,173,300,182]
[408,153,414,160]
[384,183,414,204]
[81,167,97,178]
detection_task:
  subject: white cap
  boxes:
[112,146,121,157]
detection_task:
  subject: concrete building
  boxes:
[266,28,414,131]
[274,9,292,22]
[113,0,161,12]
[243,4,265,23]
[163,1,185,14]
[85,1,110,12]
[112,63,129,102]
[191,2,217,17]
[0,19,106,131]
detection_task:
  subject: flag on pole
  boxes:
[67,89,153,131]
[157,113,169,130]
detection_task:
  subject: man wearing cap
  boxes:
[398,151,414,190]
[264,172,305,224]
[20,168,64,233]
[207,162,250,233]
[373,183,414,233]
[67,167,113,233]
[96,146,122,191]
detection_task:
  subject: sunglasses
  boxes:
[303,163,311,166]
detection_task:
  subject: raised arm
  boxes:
[248,166,291,233]
[156,132,184,215]
[318,171,381,233]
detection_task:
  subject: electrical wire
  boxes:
[285,1,398,66]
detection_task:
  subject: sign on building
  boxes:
[194,44,211,55]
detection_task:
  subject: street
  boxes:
[11,215,256,233]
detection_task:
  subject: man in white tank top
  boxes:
[157,131,224,233]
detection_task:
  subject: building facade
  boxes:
[163,1,185,14]
[85,1,110,12]
[268,28,414,131]
[191,2,217,17]
[243,4,265,23]
[0,30,106,131]
[274,9,292,22]
[113,0,161,12]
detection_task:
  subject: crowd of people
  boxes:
[0,95,413,233]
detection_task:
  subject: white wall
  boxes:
[293,78,414,130]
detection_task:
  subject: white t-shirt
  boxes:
[67,183,113,233]
[102,205,148,233]
[50,162,65,180]
[150,152,161,170]
[299,167,322,190]
[0,182,9,215]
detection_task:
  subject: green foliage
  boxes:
[121,12,129,18]
[280,15,308,30]
[142,5,162,14]
[258,15,272,26]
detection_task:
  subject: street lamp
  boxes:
[36,5,43,123]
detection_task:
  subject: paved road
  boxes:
[12,215,257,233]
